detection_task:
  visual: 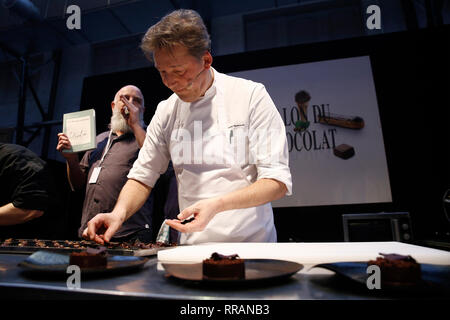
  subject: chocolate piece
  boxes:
[209,252,240,261]
[333,143,355,159]
[181,217,195,224]
[0,238,177,253]
[378,253,416,262]
[318,114,365,129]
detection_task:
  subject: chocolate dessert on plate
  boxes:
[202,252,245,280]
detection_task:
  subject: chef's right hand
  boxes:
[83,213,123,244]
[56,133,78,161]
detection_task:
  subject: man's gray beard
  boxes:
[110,109,131,133]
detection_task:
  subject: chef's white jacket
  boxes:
[128,68,292,244]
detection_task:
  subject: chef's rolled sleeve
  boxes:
[256,165,293,196]
[249,84,293,196]
[127,166,161,189]
[127,102,171,188]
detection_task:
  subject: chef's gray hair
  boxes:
[141,9,211,62]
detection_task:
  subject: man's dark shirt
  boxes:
[0,143,49,211]
[0,143,58,239]
[78,131,153,239]
[152,162,179,242]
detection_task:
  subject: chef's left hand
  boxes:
[165,198,223,233]
[119,95,142,131]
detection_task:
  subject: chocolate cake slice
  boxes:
[368,253,421,284]
[333,143,355,159]
[203,252,245,280]
[69,247,107,268]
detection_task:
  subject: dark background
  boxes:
[78,25,450,243]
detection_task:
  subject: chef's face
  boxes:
[153,45,212,102]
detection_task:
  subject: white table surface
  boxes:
[157,241,450,274]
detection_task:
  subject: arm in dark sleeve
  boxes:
[11,157,50,211]
[162,163,179,243]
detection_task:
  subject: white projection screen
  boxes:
[229,56,392,208]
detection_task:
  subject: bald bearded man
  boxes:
[57,85,156,242]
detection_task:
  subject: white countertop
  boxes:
[158,242,450,268]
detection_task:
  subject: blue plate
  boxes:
[18,250,149,275]
[312,262,450,293]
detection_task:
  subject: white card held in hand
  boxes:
[89,167,102,184]
[66,116,91,145]
[62,109,97,153]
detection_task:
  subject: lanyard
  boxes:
[98,130,113,167]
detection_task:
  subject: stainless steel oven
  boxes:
[342,212,413,242]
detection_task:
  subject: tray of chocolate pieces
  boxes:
[0,238,177,256]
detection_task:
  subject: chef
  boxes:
[84,9,292,245]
